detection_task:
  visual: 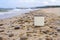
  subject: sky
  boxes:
[0,0,60,8]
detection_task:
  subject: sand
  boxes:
[0,8,60,40]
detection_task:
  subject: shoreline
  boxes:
[0,9,39,19]
[0,8,60,20]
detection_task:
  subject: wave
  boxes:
[0,9,38,19]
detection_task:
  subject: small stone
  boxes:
[9,34,14,37]
[45,37,53,40]
[50,27,53,28]
[0,24,3,26]
[0,30,4,32]
[49,32,54,35]
[39,38,42,40]
[20,37,27,40]
[27,33,32,37]
[54,33,58,36]
[14,27,20,30]
[55,20,60,25]
[0,37,3,40]
[43,31,47,34]
[57,29,60,32]
[42,30,49,34]
[11,26,14,27]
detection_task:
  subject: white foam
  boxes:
[0,9,38,19]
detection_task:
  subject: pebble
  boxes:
[45,38,53,40]
[0,24,3,26]
[9,34,14,37]
[57,28,60,32]
[20,37,27,40]
[0,37,3,40]
[14,26,20,30]
[0,30,4,32]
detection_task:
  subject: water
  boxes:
[0,9,38,19]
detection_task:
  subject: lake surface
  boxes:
[0,9,38,19]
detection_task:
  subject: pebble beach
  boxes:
[0,8,60,40]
